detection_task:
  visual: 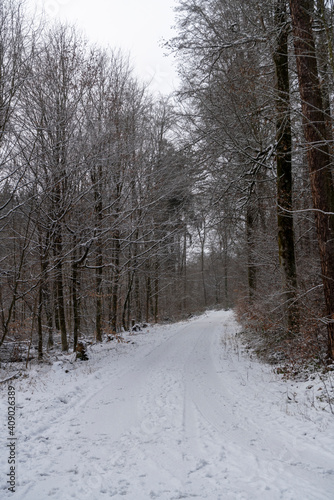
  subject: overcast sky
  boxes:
[26,0,179,94]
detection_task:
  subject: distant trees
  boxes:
[169,0,279,306]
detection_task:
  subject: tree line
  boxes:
[169,0,334,364]
[2,0,334,366]
[0,0,218,360]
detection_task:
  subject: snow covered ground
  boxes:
[1,310,334,499]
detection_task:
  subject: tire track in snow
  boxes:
[3,310,334,500]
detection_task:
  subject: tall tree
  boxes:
[273,0,299,332]
[24,24,89,351]
[290,0,334,357]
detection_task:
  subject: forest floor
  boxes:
[0,310,334,499]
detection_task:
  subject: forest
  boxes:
[1,0,334,371]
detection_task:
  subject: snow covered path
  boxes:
[1,310,334,499]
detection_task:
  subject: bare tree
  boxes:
[23,24,89,351]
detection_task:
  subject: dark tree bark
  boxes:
[111,228,120,333]
[246,205,257,299]
[154,260,159,323]
[92,168,103,342]
[39,230,54,350]
[145,272,152,323]
[71,240,80,351]
[37,286,43,360]
[182,224,188,312]
[290,0,334,357]
[274,0,299,332]
[122,270,134,331]
[53,134,68,351]
[133,229,142,323]
[54,223,68,351]
[71,235,89,350]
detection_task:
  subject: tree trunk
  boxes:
[315,0,334,165]
[95,243,103,342]
[37,286,43,361]
[72,240,81,351]
[154,260,159,323]
[133,229,141,323]
[41,259,54,350]
[274,0,299,333]
[223,242,229,310]
[290,0,334,357]
[182,224,187,312]
[111,229,120,333]
[54,225,68,351]
[122,270,134,330]
[198,227,207,307]
[146,273,152,323]
[246,205,257,299]
[92,169,103,342]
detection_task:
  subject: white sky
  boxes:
[26,0,179,95]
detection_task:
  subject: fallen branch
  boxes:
[0,372,21,385]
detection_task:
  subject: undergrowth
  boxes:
[235,298,333,379]
[234,298,334,414]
